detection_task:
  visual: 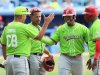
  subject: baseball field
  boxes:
[0,52,92,75]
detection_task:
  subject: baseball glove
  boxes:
[43,56,55,72]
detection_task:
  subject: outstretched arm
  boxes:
[41,37,57,45]
[35,14,54,40]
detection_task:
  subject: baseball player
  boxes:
[28,7,53,75]
[1,6,54,75]
[41,6,89,75]
[83,5,100,75]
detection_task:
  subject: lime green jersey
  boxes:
[51,23,89,56]
[28,24,45,53]
[88,19,100,57]
[1,22,38,57]
[0,38,1,43]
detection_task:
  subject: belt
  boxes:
[32,53,43,56]
[14,55,21,58]
[62,53,81,58]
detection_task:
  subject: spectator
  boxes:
[62,0,73,8]
[0,16,4,36]
[63,0,93,7]
[19,0,38,8]
[39,0,51,10]
[95,0,100,7]
[50,0,61,10]
[0,16,4,29]
[0,0,14,8]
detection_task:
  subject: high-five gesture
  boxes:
[43,13,54,26]
[35,13,55,40]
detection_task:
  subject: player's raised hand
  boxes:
[43,13,54,26]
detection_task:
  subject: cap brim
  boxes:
[15,12,31,15]
[82,12,87,14]
[62,14,73,16]
[24,12,30,15]
[82,12,91,15]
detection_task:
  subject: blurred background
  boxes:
[0,0,99,55]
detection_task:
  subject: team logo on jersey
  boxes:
[63,35,82,41]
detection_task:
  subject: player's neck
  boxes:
[91,18,98,23]
[67,22,75,27]
[14,18,24,23]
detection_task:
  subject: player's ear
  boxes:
[62,16,65,21]
[73,15,76,20]
[17,15,23,19]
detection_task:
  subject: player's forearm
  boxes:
[35,23,50,40]
[35,14,54,40]
[41,37,55,45]
[2,44,6,60]
[94,39,100,60]
[44,48,51,56]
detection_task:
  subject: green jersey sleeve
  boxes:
[82,26,89,43]
[88,19,100,58]
[41,26,60,45]
[91,19,100,40]
[1,27,6,45]
[25,25,38,39]
[41,36,55,45]
[92,26,100,40]
[0,38,1,43]
[51,27,60,42]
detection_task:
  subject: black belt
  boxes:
[14,55,21,57]
[32,53,43,56]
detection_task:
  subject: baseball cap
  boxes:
[63,7,76,16]
[83,5,99,17]
[30,7,41,15]
[14,6,30,15]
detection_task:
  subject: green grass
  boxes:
[0,56,6,75]
[83,53,92,75]
[0,53,92,75]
